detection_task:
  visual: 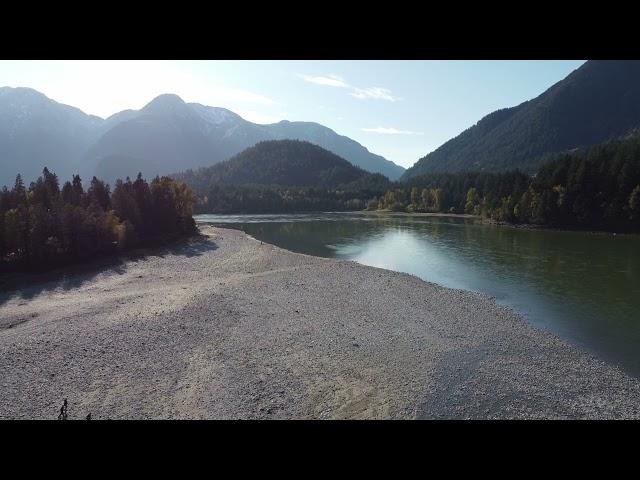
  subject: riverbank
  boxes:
[481,218,640,237]
[364,209,638,236]
[360,210,479,219]
[1,225,639,419]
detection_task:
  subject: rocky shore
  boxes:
[1,225,639,419]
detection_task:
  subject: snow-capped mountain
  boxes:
[0,88,405,187]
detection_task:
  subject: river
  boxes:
[196,212,640,377]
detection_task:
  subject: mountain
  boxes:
[86,95,404,182]
[0,87,404,187]
[262,121,404,180]
[0,87,102,186]
[85,94,225,182]
[402,60,640,180]
[172,139,372,192]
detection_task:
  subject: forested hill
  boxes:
[402,60,640,179]
[173,140,374,191]
[372,129,640,232]
[170,140,391,214]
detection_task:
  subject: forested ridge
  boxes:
[370,131,640,232]
[0,168,196,272]
[182,131,640,233]
[402,60,640,179]
[173,139,392,214]
[173,140,370,190]
[194,183,385,214]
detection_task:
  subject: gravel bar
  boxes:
[1,225,639,419]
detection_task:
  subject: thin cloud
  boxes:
[350,87,399,101]
[298,73,399,101]
[298,74,349,88]
[361,127,422,135]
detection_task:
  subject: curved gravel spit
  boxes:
[1,225,639,419]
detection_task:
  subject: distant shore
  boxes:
[359,209,638,236]
[358,210,479,219]
[480,218,640,237]
[1,225,639,419]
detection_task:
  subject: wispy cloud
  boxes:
[361,127,422,135]
[351,87,399,101]
[298,73,398,101]
[298,74,349,88]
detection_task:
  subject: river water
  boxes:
[196,212,640,377]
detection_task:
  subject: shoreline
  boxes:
[480,218,640,237]
[1,225,639,419]
[194,210,479,220]
[197,209,639,237]
[362,210,638,236]
[358,210,479,219]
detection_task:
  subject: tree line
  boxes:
[191,170,392,214]
[0,168,197,272]
[195,184,374,214]
[369,131,640,232]
[186,130,640,233]
[174,140,368,190]
[367,170,531,215]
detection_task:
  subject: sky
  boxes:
[0,60,586,168]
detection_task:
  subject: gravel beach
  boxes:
[1,225,639,419]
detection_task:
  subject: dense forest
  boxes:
[371,131,640,232]
[174,140,371,190]
[173,139,391,214]
[191,169,390,214]
[195,183,384,214]
[0,168,196,272]
[370,170,531,215]
[164,127,640,232]
[180,130,640,233]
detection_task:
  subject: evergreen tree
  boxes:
[1,169,196,272]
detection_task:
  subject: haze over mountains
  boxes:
[0,87,103,186]
[0,87,405,187]
[3,60,640,189]
[402,60,640,180]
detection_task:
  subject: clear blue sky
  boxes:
[1,60,585,168]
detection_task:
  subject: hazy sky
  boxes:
[1,60,585,168]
